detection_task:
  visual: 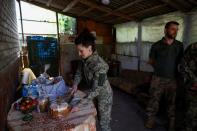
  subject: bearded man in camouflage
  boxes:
[145,21,183,131]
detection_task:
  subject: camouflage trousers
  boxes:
[146,75,177,124]
[96,91,113,131]
[185,92,197,131]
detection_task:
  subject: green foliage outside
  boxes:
[58,14,76,35]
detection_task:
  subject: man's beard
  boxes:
[166,32,176,39]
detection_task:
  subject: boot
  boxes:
[145,116,155,129]
[168,118,175,131]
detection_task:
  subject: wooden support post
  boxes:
[56,12,61,75]
[18,0,25,45]
[137,22,142,71]
[183,13,192,48]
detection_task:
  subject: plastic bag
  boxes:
[38,76,69,102]
[22,85,39,98]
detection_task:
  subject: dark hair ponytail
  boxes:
[75,28,96,51]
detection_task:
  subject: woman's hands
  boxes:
[71,84,78,95]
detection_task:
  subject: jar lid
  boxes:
[38,96,49,103]
[50,102,68,111]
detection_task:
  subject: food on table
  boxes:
[37,96,49,113]
[16,97,38,114]
[50,102,71,118]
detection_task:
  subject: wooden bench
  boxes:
[109,69,152,95]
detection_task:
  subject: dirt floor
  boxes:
[109,87,166,131]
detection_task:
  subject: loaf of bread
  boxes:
[50,102,71,118]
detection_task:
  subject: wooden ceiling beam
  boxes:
[160,0,190,12]
[78,7,94,16]
[22,0,33,2]
[20,0,111,25]
[129,4,167,17]
[63,0,81,12]
[95,0,145,20]
[46,0,53,7]
[21,0,76,17]
[105,18,128,25]
[115,0,145,11]
[106,4,167,24]
[79,0,134,20]
[189,0,197,5]
[176,0,193,8]
[104,17,121,24]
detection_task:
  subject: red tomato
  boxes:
[29,101,33,106]
[20,106,26,111]
[26,104,31,109]
[33,99,38,105]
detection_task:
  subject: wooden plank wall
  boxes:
[77,18,113,44]
[0,0,20,130]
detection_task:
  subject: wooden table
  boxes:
[7,91,97,131]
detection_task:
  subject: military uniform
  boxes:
[146,76,177,127]
[74,51,113,131]
[179,42,197,131]
[145,38,183,130]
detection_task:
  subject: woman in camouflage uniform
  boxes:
[71,29,113,131]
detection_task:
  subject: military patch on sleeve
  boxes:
[98,73,106,86]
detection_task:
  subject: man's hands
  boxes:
[147,59,155,66]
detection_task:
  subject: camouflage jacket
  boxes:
[74,51,112,100]
[179,42,197,88]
